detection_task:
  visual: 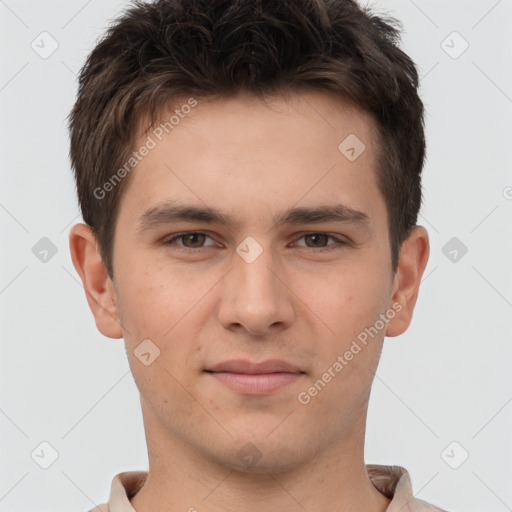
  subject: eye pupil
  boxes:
[184,233,205,247]
[306,234,328,247]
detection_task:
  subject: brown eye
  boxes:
[294,233,348,252]
[163,232,216,250]
[180,233,207,248]
[303,233,330,248]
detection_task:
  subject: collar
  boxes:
[93,464,445,512]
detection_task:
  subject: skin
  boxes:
[69,90,429,512]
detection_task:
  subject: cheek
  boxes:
[306,263,389,334]
[300,263,390,393]
[115,261,211,376]
[115,258,191,336]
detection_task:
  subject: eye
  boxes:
[162,231,217,250]
[162,231,348,253]
[293,233,347,251]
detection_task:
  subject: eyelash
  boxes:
[162,231,348,253]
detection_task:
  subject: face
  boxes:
[82,90,415,473]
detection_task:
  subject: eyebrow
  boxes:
[137,201,370,233]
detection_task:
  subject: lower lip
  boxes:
[206,372,304,394]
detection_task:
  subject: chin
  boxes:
[206,434,311,475]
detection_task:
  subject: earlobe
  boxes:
[385,226,430,338]
[68,223,124,339]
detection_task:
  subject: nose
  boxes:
[217,241,295,336]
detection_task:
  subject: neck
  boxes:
[130,400,390,512]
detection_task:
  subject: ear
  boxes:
[385,225,430,337]
[68,223,123,339]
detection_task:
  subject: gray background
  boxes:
[1,0,511,510]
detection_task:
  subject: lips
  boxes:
[204,359,305,394]
[205,359,305,375]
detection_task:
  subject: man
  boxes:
[68,0,445,510]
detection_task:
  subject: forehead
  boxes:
[119,89,384,230]
[142,89,378,140]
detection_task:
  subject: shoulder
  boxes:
[366,464,448,511]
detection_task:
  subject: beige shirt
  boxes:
[89,464,446,512]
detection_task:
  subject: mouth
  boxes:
[204,359,306,395]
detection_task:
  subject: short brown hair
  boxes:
[68,0,425,278]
